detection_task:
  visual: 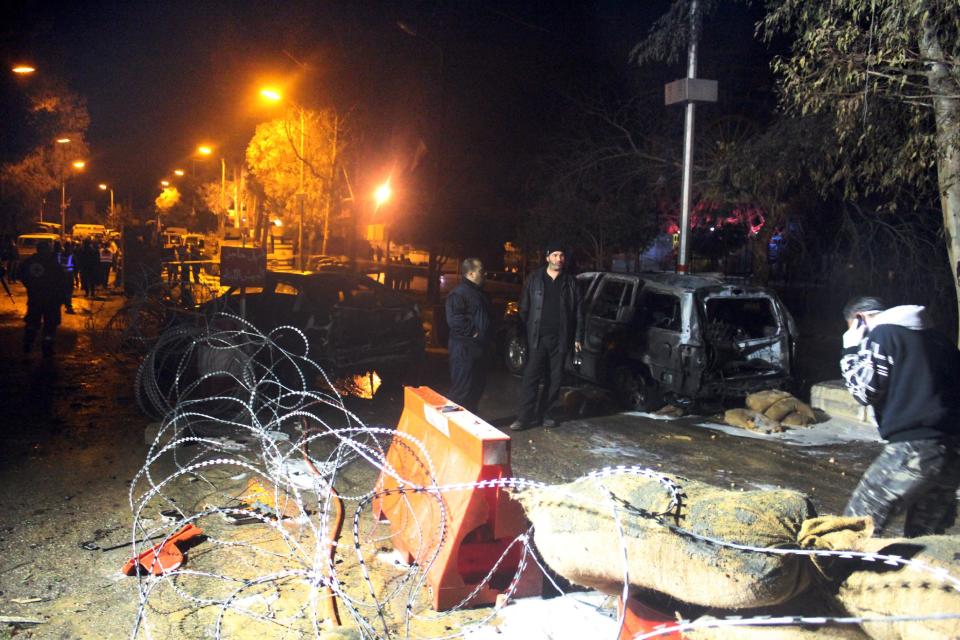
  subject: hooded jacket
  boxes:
[840,305,960,442]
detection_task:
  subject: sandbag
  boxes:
[782,412,815,428]
[685,616,870,639]
[765,397,816,422]
[746,389,793,413]
[837,535,960,640]
[724,408,784,434]
[517,473,815,608]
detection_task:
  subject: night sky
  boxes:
[1,1,770,214]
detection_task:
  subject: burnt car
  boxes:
[203,269,425,387]
[502,271,797,410]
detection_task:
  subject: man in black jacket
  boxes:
[840,296,960,536]
[18,240,67,357]
[445,258,491,413]
[509,243,583,431]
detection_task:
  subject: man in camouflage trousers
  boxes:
[840,297,960,536]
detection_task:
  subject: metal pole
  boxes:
[677,0,698,274]
[60,177,66,241]
[298,107,305,270]
[220,157,226,235]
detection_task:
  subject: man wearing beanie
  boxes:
[840,296,960,536]
[509,242,583,431]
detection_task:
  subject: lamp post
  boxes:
[260,88,308,269]
[99,183,114,225]
[61,160,85,241]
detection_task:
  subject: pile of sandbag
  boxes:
[517,472,816,608]
[519,470,960,638]
[724,389,818,434]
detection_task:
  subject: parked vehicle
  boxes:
[501,271,798,410]
[199,269,425,387]
[16,233,60,258]
[71,223,107,241]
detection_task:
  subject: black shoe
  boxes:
[508,420,528,432]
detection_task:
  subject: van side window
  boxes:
[592,280,627,321]
[644,292,681,332]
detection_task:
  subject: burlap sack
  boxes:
[782,411,816,428]
[765,397,816,422]
[837,535,960,640]
[685,616,871,639]
[517,473,814,608]
[724,408,784,434]
[746,389,793,413]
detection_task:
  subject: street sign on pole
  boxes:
[220,246,266,288]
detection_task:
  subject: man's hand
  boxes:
[574,341,582,353]
[842,323,867,349]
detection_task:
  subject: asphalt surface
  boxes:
[0,278,939,638]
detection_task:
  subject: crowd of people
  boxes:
[0,235,121,357]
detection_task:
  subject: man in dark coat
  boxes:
[445,257,491,413]
[510,242,583,430]
[840,296,960,536]
[18,240,67,356]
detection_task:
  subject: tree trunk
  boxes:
[920,10,960,340]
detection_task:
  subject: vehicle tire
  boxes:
[613,366,663,412]
[503,330,527,376]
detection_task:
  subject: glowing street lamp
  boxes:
[174,169,185,176]
[197,145,212,156]
[374,180,392,209]
[259,88,282,103]
[61,159,86,240]
[12,65,35,75]
[99,183,115,223]
[56,137,71,144]
[160,180,170,187]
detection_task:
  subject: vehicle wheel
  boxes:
[613,366,663,412]
[503,331,527,375]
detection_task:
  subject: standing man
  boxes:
[18,240,67,357]
[510,242,583,431]
[840,296,960,536]
[445,258,491,413]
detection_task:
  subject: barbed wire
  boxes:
[128,318,960,639]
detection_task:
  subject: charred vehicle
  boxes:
[502,272,797,410]
[202,270,425,387]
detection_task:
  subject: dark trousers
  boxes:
[448,340,486,413]
[518,332,564,424]
[24,297,61,353]
[844,438,960,536]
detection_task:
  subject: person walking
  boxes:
[78,239,99,298]
[445,258,491,413]
[18,240,67,356]
[60,240,77,314]
[509,242,583,431]
[99,241,115,290]
[840,296,960,536]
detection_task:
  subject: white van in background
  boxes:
[16,233,60,258]
[71,224,107,241]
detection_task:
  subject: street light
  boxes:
[260,86,308,269]
[173,169,185,176]
[160,180,170,187]
[11,65,35,75]
[197,145,212,156]
[56,137,71,144]
[374,180,392,210]
[61,159,86,240]
[99,183,115,224]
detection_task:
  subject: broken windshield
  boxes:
[704,297,780,342]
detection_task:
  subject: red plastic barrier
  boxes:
[373,386,542,610]
[618,595,681,639]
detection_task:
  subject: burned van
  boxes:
[502,272,797,410]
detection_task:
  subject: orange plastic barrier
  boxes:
[618,595,681,640]
[373,386,542,610]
